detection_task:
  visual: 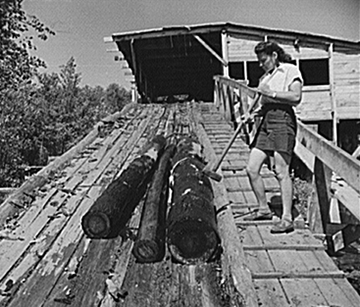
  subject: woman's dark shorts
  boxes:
[253,108,296,157]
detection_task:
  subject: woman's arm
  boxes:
[258,80,302,106]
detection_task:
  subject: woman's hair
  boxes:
[254,41,292,63]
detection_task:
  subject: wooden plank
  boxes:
[227,186,280,193]
[308,249,360,306]
[297,120,360,193]
[243,244,326,251]
[279,278,329,306]
[296,250,360,307]
[5,186,103,307]
[221,165,247,172]
[253,279,291,307]
[256,225,323,247]
[332,180,360,222]
[0,157,88,282]
[242,225,290,306]
[80,110,150,187]
[252,271,344,279]
[97,198,145,307]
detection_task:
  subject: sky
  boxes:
[23,0,360,90]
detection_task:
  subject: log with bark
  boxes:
[167,136,220,264]
[132,137,176,263]
[81,135,166,239]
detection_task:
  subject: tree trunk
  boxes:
[167,136,220,264]
[81,135,166,239]
[133,138,176,263]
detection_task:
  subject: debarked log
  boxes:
[133,138,176,263]
[167,136,220,264]
[81,135,166,239]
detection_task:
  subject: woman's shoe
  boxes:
[243,210,273,221]
[270,219,294,234]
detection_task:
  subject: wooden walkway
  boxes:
[0,102,359,306]
[200,103,360,306]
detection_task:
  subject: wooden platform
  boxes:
[0,102,359,306]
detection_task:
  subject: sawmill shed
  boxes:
[106,22,360,153]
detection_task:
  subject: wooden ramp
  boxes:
[0,102,359,306]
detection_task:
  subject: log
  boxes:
[132,139,176,262]
[167,136,220,264]
[81,135,166,239]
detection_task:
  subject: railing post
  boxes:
[213,78,220,108]
[313,157,334,252]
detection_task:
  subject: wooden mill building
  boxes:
[0,22,359,306]
[107,22,360,152]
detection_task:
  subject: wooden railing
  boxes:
[214,75,255,123]
[213,75,360,251]
[213,75,260,143]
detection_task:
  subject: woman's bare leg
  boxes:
[273,151,293,221]
[246,148,270,211]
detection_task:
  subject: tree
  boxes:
[59,57,81,113]
[0,0,55,91]
[105,83,131,110]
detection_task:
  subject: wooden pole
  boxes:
[221,30,229,78]
[81,135,166,239]
[132,138,176,263]
[329,43,338,145]
[167,136,220,264]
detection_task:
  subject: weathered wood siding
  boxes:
[227,35,360,121]
[333,53,360,119]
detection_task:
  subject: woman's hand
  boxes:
[257,84,274,98]
[257,84,275,105]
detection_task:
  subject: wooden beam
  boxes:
[130,39,137,76]
[192,34,228,66]
[243,244,326,251]
[252,271,345,279]
[191,104,258,307]
[221,31,229,76]
[328,43,338,144]
[296,120,360,194]
[213,75,258,99]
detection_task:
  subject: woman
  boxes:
[245,41,303,234]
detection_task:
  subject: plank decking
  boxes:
[0,102,359,306]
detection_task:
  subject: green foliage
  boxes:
[0,0,55,91]
[0,57,131,187]
[0,2,131,188]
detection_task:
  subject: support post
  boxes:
[221,30,229,77]
[313,157,333,250]
[328,43,338,145]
